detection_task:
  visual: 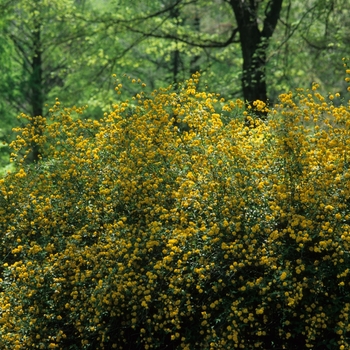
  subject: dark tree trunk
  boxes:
[230,0,283,110]
[190,14,201,76]
[170,6,181,84]
[172,47,180,83]
[29,15,44,162]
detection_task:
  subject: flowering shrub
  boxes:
[1,67,350,349]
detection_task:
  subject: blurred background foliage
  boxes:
[0,0,349,170]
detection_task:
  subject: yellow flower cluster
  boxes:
[1,69,350,349]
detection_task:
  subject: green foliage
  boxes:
[1,69,350,349]
[267,0,350,101]
[1,0,349,171]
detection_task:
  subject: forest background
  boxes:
[0,0,349,172]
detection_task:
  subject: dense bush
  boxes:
[1,68,350,349]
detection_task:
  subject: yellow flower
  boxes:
[280,271,287,281]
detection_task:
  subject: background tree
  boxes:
[118,0,283,107]
[267,0,350,102]
[101,0,241,96]
[229,0,283,106]
[109,0,349,105]
[0,0,93,161]
[0,0,349,170]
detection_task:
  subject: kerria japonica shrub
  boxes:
[1,63,350,350]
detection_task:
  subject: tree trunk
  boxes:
[230,0,283,111]
[170,6,181,84]
[190,14,201,76]
[29,14,44,162]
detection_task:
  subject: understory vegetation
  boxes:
[1,65,350,349]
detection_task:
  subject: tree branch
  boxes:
[75,0,198,26]
[122,24,239,48]
[301,35,328,50]
[268,3,318,61]
[7,33,33,71]
[262,0,283,39]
